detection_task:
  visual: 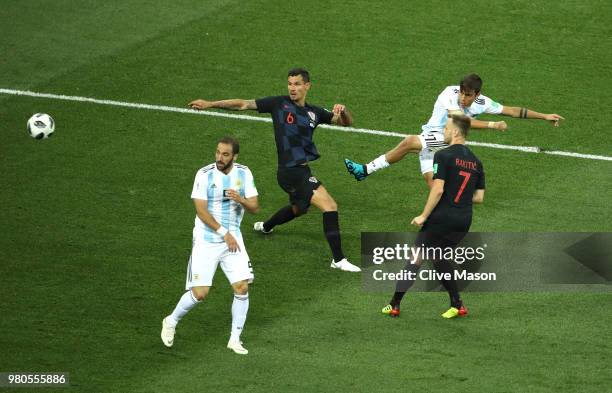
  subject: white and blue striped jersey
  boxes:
[421,86,504,134]
[191,163,258,243]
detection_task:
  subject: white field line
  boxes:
[2,88,611,162]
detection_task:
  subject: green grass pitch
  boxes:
[1,1,611,392]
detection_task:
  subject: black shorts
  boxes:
[415,208,472,250]
[276,165,322,212]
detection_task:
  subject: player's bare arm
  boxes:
[189,99,257,111]
[411,179,445,227]
[225,191,260,214]
[470,118,508,131]
[501,106,565,126]
[331,104,353,126]
[472,189,485,204]
[193,198,240,252]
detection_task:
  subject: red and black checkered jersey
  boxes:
[256,96,333,168]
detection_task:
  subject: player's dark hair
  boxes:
[451,114,471,137]
[218,136,239,154]
[288,67,310,83]
[460,73,483,93]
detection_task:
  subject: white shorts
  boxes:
[185,235,254,289]
[417,132,448,174]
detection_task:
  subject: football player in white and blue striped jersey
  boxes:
[162,136,260,355]
[345,74,564,187]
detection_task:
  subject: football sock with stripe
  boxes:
[323,211,345,262]
[230,293,249,342]
[263,205,296,231]
[390,261,421,307]
[169,290,201,327]
[366,154,390,175]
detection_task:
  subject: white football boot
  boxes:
[330,258,361,272]
[161,317,176,347]
[227,339,248,355]
[253,222,273,234]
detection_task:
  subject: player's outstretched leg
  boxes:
[345,136,423,181]
[344,158,368,181]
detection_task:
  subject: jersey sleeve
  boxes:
[482,96,504,114]
[440,86,461,112]
[315,106,334,125]
[432,151,448,181]
[244,169,258,198]
[255,96,279,113]
[190,170,208,200]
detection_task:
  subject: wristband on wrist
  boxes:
[488,121,495,129]
[216,226,228,236]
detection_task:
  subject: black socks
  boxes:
[263,205,296,232]
[390,259,462,308]
[390,262,421,307]
[323,211,344,262]
[433,259,462,308]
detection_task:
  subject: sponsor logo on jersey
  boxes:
[433,163,438,175]
[307,111,316,121]
[308,176,318,183]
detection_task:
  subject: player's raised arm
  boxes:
[501,106,565,126]
[331,104,353,126]
[189,99,257,111]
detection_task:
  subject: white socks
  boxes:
[167,290,249,342]
[366,154,390,174]
[168,290,200,327]
[230,293,249,342]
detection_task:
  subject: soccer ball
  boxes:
[27,113,55,139]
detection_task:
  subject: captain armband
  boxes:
[519,108,528,119]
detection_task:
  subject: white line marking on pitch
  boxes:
[2,88,611,162]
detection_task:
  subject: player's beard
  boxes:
[216,158,234,172]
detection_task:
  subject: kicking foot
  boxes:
[344,159,368,181]
[330,258,361,272]
[227,339,248,355]
[253,222,273,234]
[161,317,176,347]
